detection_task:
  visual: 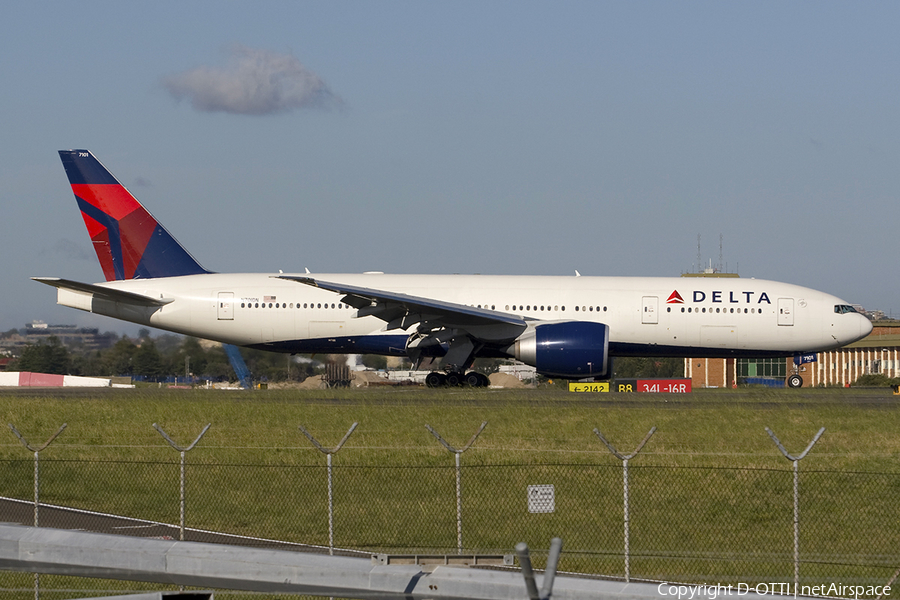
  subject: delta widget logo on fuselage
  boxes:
[666,290,772,305]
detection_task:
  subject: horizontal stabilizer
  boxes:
[32,277,173,307]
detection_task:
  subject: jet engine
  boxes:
[506,321,609,379]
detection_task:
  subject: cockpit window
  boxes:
[834,305,857,314]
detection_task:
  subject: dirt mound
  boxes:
[488,372,525,388]
[350,371,388,387]
[297,375,325,389]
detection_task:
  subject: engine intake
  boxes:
[508,321,609,379]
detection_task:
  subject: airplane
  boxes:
[35,150,873,388]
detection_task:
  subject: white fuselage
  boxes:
[55,272,873,359]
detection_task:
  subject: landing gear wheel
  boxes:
[446,371,464,387]
[425,372,447,388]
[786,374,803,388]
[464,372,483,387]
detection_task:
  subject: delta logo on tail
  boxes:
[666,290,684,304]
[59,150,209,282]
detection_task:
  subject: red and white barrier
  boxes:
[0,372,111,387]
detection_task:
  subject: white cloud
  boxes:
[163,45,343,115]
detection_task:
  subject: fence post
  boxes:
[426,421,487,554]
[152,423,211,542]
[516,537,563,600]
[593,426,656,582]
[299,422,358,555]
[765,426,825,598]
[8,422,67,600]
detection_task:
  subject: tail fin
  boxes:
[58,150,210,281]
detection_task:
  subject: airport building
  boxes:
[676,268,897,388]
[686,320,899,388]
[0,321,117,355]
[805,321,900,386]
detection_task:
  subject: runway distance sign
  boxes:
[568,382,610,392]
[614,379,692,393]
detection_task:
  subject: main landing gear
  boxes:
[425,371,490,388]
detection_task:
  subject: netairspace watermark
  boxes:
[657,583,892,600]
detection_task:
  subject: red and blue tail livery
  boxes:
[58,150,209,281]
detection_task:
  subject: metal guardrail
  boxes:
[372,553,514,568]
[1,524,834,600]
[69,593,212,600]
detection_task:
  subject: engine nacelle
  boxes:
[507,321,609,379]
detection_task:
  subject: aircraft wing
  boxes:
[32,277,174,307]
[275,275,527,341]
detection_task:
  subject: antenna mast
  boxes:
[696,234,702,274]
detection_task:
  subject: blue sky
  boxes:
[2,1,897,335]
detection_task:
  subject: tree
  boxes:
[14,336,70,374]
[612,357,684,378]
[104,338,137,375]
[176,338,209,376]
[361,354,387,370]
[132,340,165,379]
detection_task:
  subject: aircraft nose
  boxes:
[834,313,872,346]
[860,315,873,339]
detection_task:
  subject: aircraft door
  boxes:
[777,297,794,326]
[217,292,234,320]
[642,296,659,324]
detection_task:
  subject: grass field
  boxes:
[1,386,899,599]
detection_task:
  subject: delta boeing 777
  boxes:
[35,150,872,387]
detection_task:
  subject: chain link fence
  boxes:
[2,425,899,598]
